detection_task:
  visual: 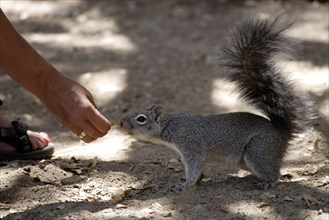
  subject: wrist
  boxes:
[34,65,66,103]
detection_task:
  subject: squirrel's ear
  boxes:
[150,104,164,121]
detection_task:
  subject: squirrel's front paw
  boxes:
[170,183,188,193]
[254,182,276,190]
[170,180,197,193]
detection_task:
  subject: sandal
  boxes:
[0,120,54,160]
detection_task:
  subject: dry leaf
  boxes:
[314,177,329,187]
[314,138,320,150]
[112,195,124,203]
[56,204,66,210]
[57,161,80,170]
[129,165,135,172]
[131,182,144,190]
[281,170,294,180]
[141,208,154,214]
[263,192,277,199]
[201,177,212,182]
[56,157,98,175]
[61,175,82,185]
[85,194,101,202]
[260,192,277,201]
[73,168,83,175]
[291,177,307,182]
[283,196,294,202]
[27,164,72,185]
[256,202,269,208]
[302,164,318,176]
[302,193,324,208]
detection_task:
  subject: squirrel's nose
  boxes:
[120,118,129,128]
[120,117,132,130]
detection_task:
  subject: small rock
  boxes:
[116,204,128,209]
[169,158,179,163]
[56,204,65,210]
[100,195,112,201]
[162,212,173,217]
[141,208,154,214]
[151,202,162,209]
[131,183,144,190]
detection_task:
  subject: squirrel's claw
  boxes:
[254,182,276,190]
[169,179,190,193]
[170,183,186,193]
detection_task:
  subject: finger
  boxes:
[81,120,107,139]
[87,108,112,135]
[68,117,102,141]
[79,134,96,143]
[75,128,96,143]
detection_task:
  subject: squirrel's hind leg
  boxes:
[241,137,283,189]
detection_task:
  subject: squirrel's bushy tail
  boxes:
[219,16,314,141]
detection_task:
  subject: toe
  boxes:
[27,131,51,150]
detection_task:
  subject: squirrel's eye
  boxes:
[135,114,147,125]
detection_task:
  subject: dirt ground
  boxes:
[0,0,328,219]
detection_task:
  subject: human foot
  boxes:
[0,117,54,160]
[0,117,50,151]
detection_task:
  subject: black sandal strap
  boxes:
[0,121,33,153]
[0,127,16,139]
[12,121,33,152]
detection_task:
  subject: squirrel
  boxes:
[120,16,315,191]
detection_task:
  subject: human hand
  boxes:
[39,73,111,143]
[0,9,111,143]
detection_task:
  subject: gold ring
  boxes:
[78,131,86,139]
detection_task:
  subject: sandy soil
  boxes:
[0,0,328,219]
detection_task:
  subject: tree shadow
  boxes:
[1,201,115,220]
[1,157,328,220]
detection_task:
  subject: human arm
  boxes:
[0,9,111,142]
